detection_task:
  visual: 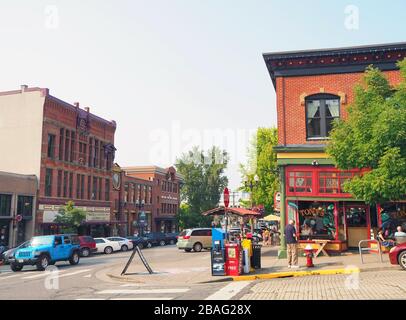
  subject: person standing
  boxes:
[285,219,299,268]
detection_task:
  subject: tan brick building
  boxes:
[0,86,117,237]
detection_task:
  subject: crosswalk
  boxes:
[0,268,93,282]
[77,285,191,300]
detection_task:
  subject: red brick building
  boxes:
[0,86,117,237]
[263,42,406,255]
[123,166,183,233]
[110,164,154,236]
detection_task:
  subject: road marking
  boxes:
[96,288,189,295]
[22,270,65,280]
[83,274,92,278]
[58,269,92,278]
[0,274,22,280]
[205,281,252,300]
[110,297,173,300]
[21,269,91,280]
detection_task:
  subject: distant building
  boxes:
[0,86,117,237]
[123,166,183,233]
[110,164,154,236]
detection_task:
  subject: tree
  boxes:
[239,127,280,213]
[55,201,87,233]
[175,146,228,228]
[327,60,406,204]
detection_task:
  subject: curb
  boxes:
[106,273,146,283]
[203,267,360,283]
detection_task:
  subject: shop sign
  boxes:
[86,212,110,222]
[43,211,59,223]
[299,208,325,217]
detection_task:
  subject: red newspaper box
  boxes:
[225,243,241,276]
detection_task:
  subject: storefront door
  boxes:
[345,204,370,248]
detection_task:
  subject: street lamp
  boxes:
[244,174,259,208]
[135,199,146,237]
[244,174,259,233]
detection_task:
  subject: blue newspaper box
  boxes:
[211,228,226,276]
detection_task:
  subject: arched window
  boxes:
[305,94,340,139]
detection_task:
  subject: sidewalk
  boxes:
[104,246,398,286]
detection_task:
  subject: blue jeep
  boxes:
[9,234,81,272]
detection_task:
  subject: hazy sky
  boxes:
[1,0,405,190]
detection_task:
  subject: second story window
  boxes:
[47,134,55,159]
[45,168,53,197]
[306,94,340,139]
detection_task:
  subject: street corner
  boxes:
[230,266,361,282]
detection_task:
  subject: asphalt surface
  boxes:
[0,245,228,300]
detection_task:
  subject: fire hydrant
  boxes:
[304,244,314,268]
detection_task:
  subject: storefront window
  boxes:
[319,172,356,194]
[298,202,336,240]
[346,206,367,227]
[380,203,406,237]
[0,194,12,217]
[17,196,33,217]
[288,172,312,193]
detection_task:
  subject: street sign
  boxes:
[15,215,22,222]
[223,188,230,208]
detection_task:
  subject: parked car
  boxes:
[126,236,152,249]
[94,237,122,254]
[143,232,169,247]
[9,234,81,272]
[106,237,134,251]
[1,241,30,265]
[176,228,212,252]
[164,232,179,245]
[389,242,406,270]
[78,236,97,257]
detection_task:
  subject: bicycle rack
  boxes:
[358,239,383,264]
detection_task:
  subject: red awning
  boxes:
[202,207,261,217]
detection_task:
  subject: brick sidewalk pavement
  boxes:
[238,270,406,300]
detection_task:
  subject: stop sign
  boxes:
[223,188,230,208]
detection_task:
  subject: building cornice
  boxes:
[263,42,406,88]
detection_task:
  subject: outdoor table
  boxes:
[313,239,330,258]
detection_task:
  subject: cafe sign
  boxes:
[299,208,325,217]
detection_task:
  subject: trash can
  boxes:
[251,244,261,269]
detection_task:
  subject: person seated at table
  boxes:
[395,226,406,237]
[300,224,313,237]
[377,229,395,248]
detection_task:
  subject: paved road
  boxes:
[1,245,405,300]
[0,245,228,300]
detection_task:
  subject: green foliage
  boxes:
[55,201,87,233]
[240,127,280,213]
[175,146,229,228]
[327,60,406,203]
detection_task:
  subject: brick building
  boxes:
[110,164,154,237]
[0,86,117,237]
[123,166,183,233]
[263,42,406,256]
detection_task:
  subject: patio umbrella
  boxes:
[263,214,280,222]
